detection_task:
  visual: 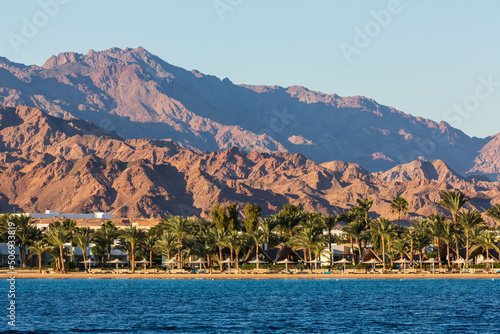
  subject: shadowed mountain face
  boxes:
[1,47,498,177]
[1,106,499,224]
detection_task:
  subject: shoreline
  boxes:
[2,271,499,280]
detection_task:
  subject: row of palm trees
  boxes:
[1,190,499,273]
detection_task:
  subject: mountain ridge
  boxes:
[0,47,498,179]
[0,106,498,225]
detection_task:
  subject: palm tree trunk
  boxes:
[60,245,66,274]
[329,230,333,265]
[419,250,423,269]
[382,236,386,270]
[350,236,355,265]
[256,244,259,270]
[131,244,135,273]
[356,239,362,265]
[70,239,74,263]
[236,251,240,269]
[453,215,459,261]
[436,239,442,268]
[82,251,87,271]
[446,242,451,268]
[150,251,153,267]
[219,246,223,271]
[21,243,27,268]
[410,240,414,267]
[398,211,401,228]
[108,246,112,260]
[38,252,42,273]
[465,231,470,267]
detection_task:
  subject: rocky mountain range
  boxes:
[1,47,499,180]
[1,106,498,224]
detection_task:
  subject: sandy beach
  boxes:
[2,271,499,280]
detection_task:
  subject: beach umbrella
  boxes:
[164,258,182,270]
[334,258,351,273]
[276,258,296,271]
[220,258,237,272]
[81,259,99,270]
[190,258,208,270]
[307,258,323,271]
[422,258,441,271]
[452,258,472,269]
[363,258,382,271]
[135,259,151,272]
[480,258,497,270]
[107,258,128,270]
[249,258,268,270]
[394,258,411,271]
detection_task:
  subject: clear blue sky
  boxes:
[1,0,499,138]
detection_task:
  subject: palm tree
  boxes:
[486,204,500,226]
[45,225,70,274]
[440,221,456,268]
[369,218,396,270]
[356,197,373,219]
[73,228,92,271]
[225,231,246,269]
[28,240,49,273]
[391,196,409,228]
[260,217,277,246]
[339,210,357,264]
[120,226,146,273]
[342,219,367,264]
[310,239,328,270]
[426,214,446,266]
[290,217,323,266]
[470,231,500,260]
[46,246,62,272]
[438,190,469,258]
[155,232,180,269]
[97,221,118,260]
[248,230,266,270]
[12,214,40,267]
[391,238,410,262]
[62,219,77,262]
[144,231,158,266]
[458,210,486,264]
[209,228,229,271]
[320,214,338,265]
[165,216,192,265]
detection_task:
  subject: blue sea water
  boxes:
[1,278,499,333]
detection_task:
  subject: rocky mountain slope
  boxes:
[1,106,498,224]
[1,47,498,178]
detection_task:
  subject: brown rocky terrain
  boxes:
[1,47,498,177]
[1,106,499,225]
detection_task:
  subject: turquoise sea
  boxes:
[1,279,499,333]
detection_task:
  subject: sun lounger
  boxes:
[322,270,332,274]
[461,269,470,274]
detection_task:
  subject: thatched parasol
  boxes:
[276,258,296,271]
